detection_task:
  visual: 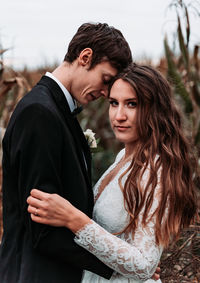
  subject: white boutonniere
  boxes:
[84,129,103,153]
[84,129,97,148]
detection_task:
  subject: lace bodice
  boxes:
[74,149,163,282]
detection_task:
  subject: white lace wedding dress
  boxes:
[74,149,163,282]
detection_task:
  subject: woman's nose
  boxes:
[115,106,126,121]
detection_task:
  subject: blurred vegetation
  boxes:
[164,0,200,179]
[0,0,199,281]
[161,1,200,281]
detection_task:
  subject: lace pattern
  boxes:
[75,149,163,282]
[75,220,162,281]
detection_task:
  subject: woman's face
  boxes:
[109,79,138,145]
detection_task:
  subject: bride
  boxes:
[27,64,197,282]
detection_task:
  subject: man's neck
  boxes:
[52,61,73,94]
[45,70,77,112]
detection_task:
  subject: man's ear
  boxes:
[78,48,93,67]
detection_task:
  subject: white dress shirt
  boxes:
[45,72,76,112]
[45,72,87,170]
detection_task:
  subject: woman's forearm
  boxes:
[66,207,92,233]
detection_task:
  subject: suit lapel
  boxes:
[37,76,91,187]
[73,117,92,182]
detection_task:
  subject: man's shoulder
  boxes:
[5,85,58,135]
[13,81,56,117]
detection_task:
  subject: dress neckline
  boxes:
[93,149,131,203]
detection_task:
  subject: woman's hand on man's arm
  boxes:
[27,189,161,281]
[27,189,92,233]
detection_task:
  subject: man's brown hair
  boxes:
[64,22,132,71]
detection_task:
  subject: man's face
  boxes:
[71,61,117,105]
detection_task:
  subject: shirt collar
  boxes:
[45,72,77,112]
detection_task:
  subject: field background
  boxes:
[0,1,200,281]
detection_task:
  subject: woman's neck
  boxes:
[124,141,138,159]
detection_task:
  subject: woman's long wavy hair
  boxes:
[110,63,197,248]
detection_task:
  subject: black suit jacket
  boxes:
[0,76,113,283]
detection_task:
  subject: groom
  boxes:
[0,23,132,282]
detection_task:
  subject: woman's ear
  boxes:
[78,48,93,67]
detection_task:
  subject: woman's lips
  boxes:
[114,126,130,131]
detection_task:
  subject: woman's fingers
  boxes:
[27,189,73,227]
[30,188,49,200]
[28,203,54,225]
[27,204,45,218]
[29,209,64,227]
[152,266,161,280]
[30,213,50,225]
[27,189,54,209]
[27,190,60,220]
[27,190,50,219]
[27,204,37,214]
[27,195,43,208]
[156,266,161,273]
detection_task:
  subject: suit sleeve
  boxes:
[10,103,113,279]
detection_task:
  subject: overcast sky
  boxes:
[1,0,200,69]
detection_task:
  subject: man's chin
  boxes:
[81,100,90,106]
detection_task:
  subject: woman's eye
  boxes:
[128,101,137,108]
[109,100,118,106]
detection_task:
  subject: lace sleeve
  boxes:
[74,213,163,281]
[74,158,164,281]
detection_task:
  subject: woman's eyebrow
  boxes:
[108,97,137,101]
[125,98,137,101]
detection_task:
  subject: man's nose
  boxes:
[100,86,109,98]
